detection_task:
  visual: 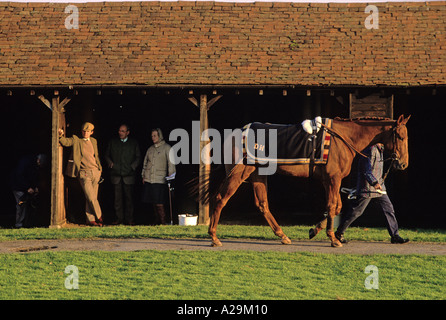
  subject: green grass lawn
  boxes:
[0,225,444,300]
[0,250,444,300]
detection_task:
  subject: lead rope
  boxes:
[382,154,398,182]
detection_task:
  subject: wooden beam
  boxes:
[38,95,52,110]
[59,97,71,111]
[188,96,198,107]
[207,95,222,110]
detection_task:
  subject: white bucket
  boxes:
[178,214,198,226]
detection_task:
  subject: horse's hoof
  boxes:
[281,236,291,245]
[211,240,222,247]
[331,240,343,248]
[309,228,317,239]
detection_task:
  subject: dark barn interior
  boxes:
[1,87,445,229]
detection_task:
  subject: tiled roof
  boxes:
[0,1,445,86]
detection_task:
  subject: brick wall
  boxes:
[0,1,445,86]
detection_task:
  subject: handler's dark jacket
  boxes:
[105,137,141,184]
[357,144,386,198]
[10,155,39,192]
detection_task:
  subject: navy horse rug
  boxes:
[242,117,333,165]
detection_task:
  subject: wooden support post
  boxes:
[199,94,210,225]
[50,97,66,228]
[189,94,222,226]
[39,95,70,228]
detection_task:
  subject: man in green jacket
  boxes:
[59,122,103,226]
[105,124,141,225]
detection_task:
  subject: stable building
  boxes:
[1,1,445,228]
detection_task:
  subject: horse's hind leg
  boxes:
[208,164,255,247]
[251,172,291,245]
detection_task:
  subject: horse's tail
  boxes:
[187,131,245,205]
[186,164,229,205]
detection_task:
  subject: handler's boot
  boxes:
[335,231,348,244]
[391,235,409,244]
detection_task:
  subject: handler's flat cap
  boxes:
[82,122,94,131]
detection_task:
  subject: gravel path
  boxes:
[1,238,445,255]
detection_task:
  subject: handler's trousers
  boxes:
[12,190,26,228]
[337,194,399,237]
[78,169,102,223]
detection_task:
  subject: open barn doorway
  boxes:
[0,89,52,227]
[391,89,446,228]
[8,87,444,230]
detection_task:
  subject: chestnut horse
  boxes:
[204,115,410,248]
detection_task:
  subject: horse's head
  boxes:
[384,114,410,170]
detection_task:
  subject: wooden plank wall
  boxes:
[349,93,394,119]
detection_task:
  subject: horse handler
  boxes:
[335,144,409,244]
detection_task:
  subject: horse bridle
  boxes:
[387,123,405,163]
[319,120,403,181]
[382,123,409,179]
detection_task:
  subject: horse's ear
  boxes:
[397,114,405,125]
[397,114,411,125]
[404,115,411,124]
